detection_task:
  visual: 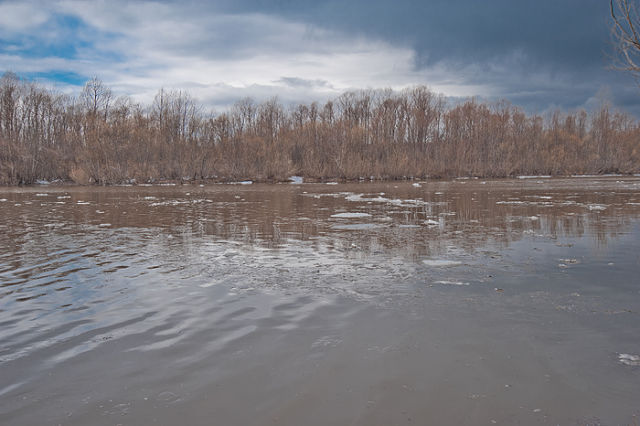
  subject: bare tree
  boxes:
[610,0,640,79]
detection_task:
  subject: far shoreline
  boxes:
[4,172,639,188]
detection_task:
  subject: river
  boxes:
[1,177,639,425]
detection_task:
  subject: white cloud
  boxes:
[1,0,496,109]
[0,2,49,33]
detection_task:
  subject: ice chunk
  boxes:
[618,353,640,366]
[289,176,303,184]
[332,223,381,230]
[587,204,607,211]
[423,259,462,267]
[434,280,469,286]
[331,212,372,218]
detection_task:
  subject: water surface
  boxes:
[1,177,640,425]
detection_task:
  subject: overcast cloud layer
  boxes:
[0,0,637,114]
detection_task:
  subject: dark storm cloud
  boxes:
[212,0,609,68]
[204,0,636,113]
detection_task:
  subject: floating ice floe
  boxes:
[76,201,90,205]
[332,223,381,230]
[345,193,444,208]
[35,193,48,197]
[424,219,440,226]
[412,183,422,187]
[330,212,372,218]
[517,175,551,179]
[496,200,527,205]
[618,353,640,366]
[423,259,462,267]
[587,204,607,211]
[434,280,470,286]
[289,176,303,184]
[98,223,111,227]
[326,182,338,185]
[35,179,50,185]
[0,199,6,202]
[150,199,208,206]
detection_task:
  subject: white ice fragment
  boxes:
[326,182,338,185]
[289,176,303,184]
[618,353,640,366]
[332,223,381,230]
[35,193,48,197]
[98,223,111,227]
[76,201,90,205]
[424,219,439,226]
[330,212,372,218]
[587,204,607,211]
[434,280,470,286]
[423,259,462,267]
[528,216,539,220]
[518,175,551,179]
[533,408,542,413]
[412,183,421,187]
[0,199,6,202]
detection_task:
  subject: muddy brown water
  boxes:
[1,177,640,425]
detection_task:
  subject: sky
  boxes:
[0,0,638,114]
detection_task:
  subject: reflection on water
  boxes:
[1,177,640,425]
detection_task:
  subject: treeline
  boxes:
[1,72,639,185]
